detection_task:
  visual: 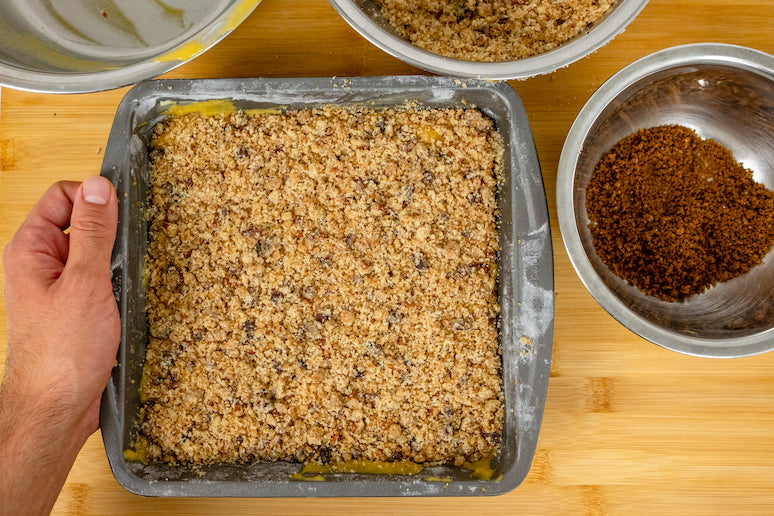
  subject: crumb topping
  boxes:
[373,0,616,62]
[137,106,503,467]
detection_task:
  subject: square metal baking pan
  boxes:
[99,76,554,497]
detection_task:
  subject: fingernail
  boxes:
[83,176,111,205]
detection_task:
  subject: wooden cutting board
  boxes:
[2,0,774,514]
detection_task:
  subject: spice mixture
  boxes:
[373,0,615,62]
[136,106,504,466]
[586,125,774,302]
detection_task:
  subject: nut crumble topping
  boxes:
[136,106,503,467]
[373,0,616,62]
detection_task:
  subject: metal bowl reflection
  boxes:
[0,0,261,93]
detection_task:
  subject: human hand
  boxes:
[1,177,119,516]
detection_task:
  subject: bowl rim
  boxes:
[557,42,774,358]
[327,0,650,80]
[0,0,262,94]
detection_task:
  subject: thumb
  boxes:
[66,176,118,275]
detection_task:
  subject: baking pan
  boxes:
[99,76,554,497]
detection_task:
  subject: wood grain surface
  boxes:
[2,0,774,514]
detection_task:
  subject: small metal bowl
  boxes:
[0,0,261,93]
[557,43,774,358]
[328,0,649,80]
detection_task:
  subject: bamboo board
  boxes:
[2,0,774,514]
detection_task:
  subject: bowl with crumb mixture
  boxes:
[99,76,554,496]
[328,0,649,80]
[558,43,774,357]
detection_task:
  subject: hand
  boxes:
[0,177,119,516]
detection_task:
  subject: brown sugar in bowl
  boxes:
[585,124,774,303]
[557,43,774,357]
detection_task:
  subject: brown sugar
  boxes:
[136,106,504,467]
[586,125,774,302]
[372,0,615,62]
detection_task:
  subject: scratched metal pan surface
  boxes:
[99,76,553,497]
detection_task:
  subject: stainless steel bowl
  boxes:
[0,0,261,93]
[557,43,774,358]
[328,0,649,80]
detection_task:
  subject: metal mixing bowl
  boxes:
[0,0,261,93]
[328,0,649,80]
[557,43,774,358]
